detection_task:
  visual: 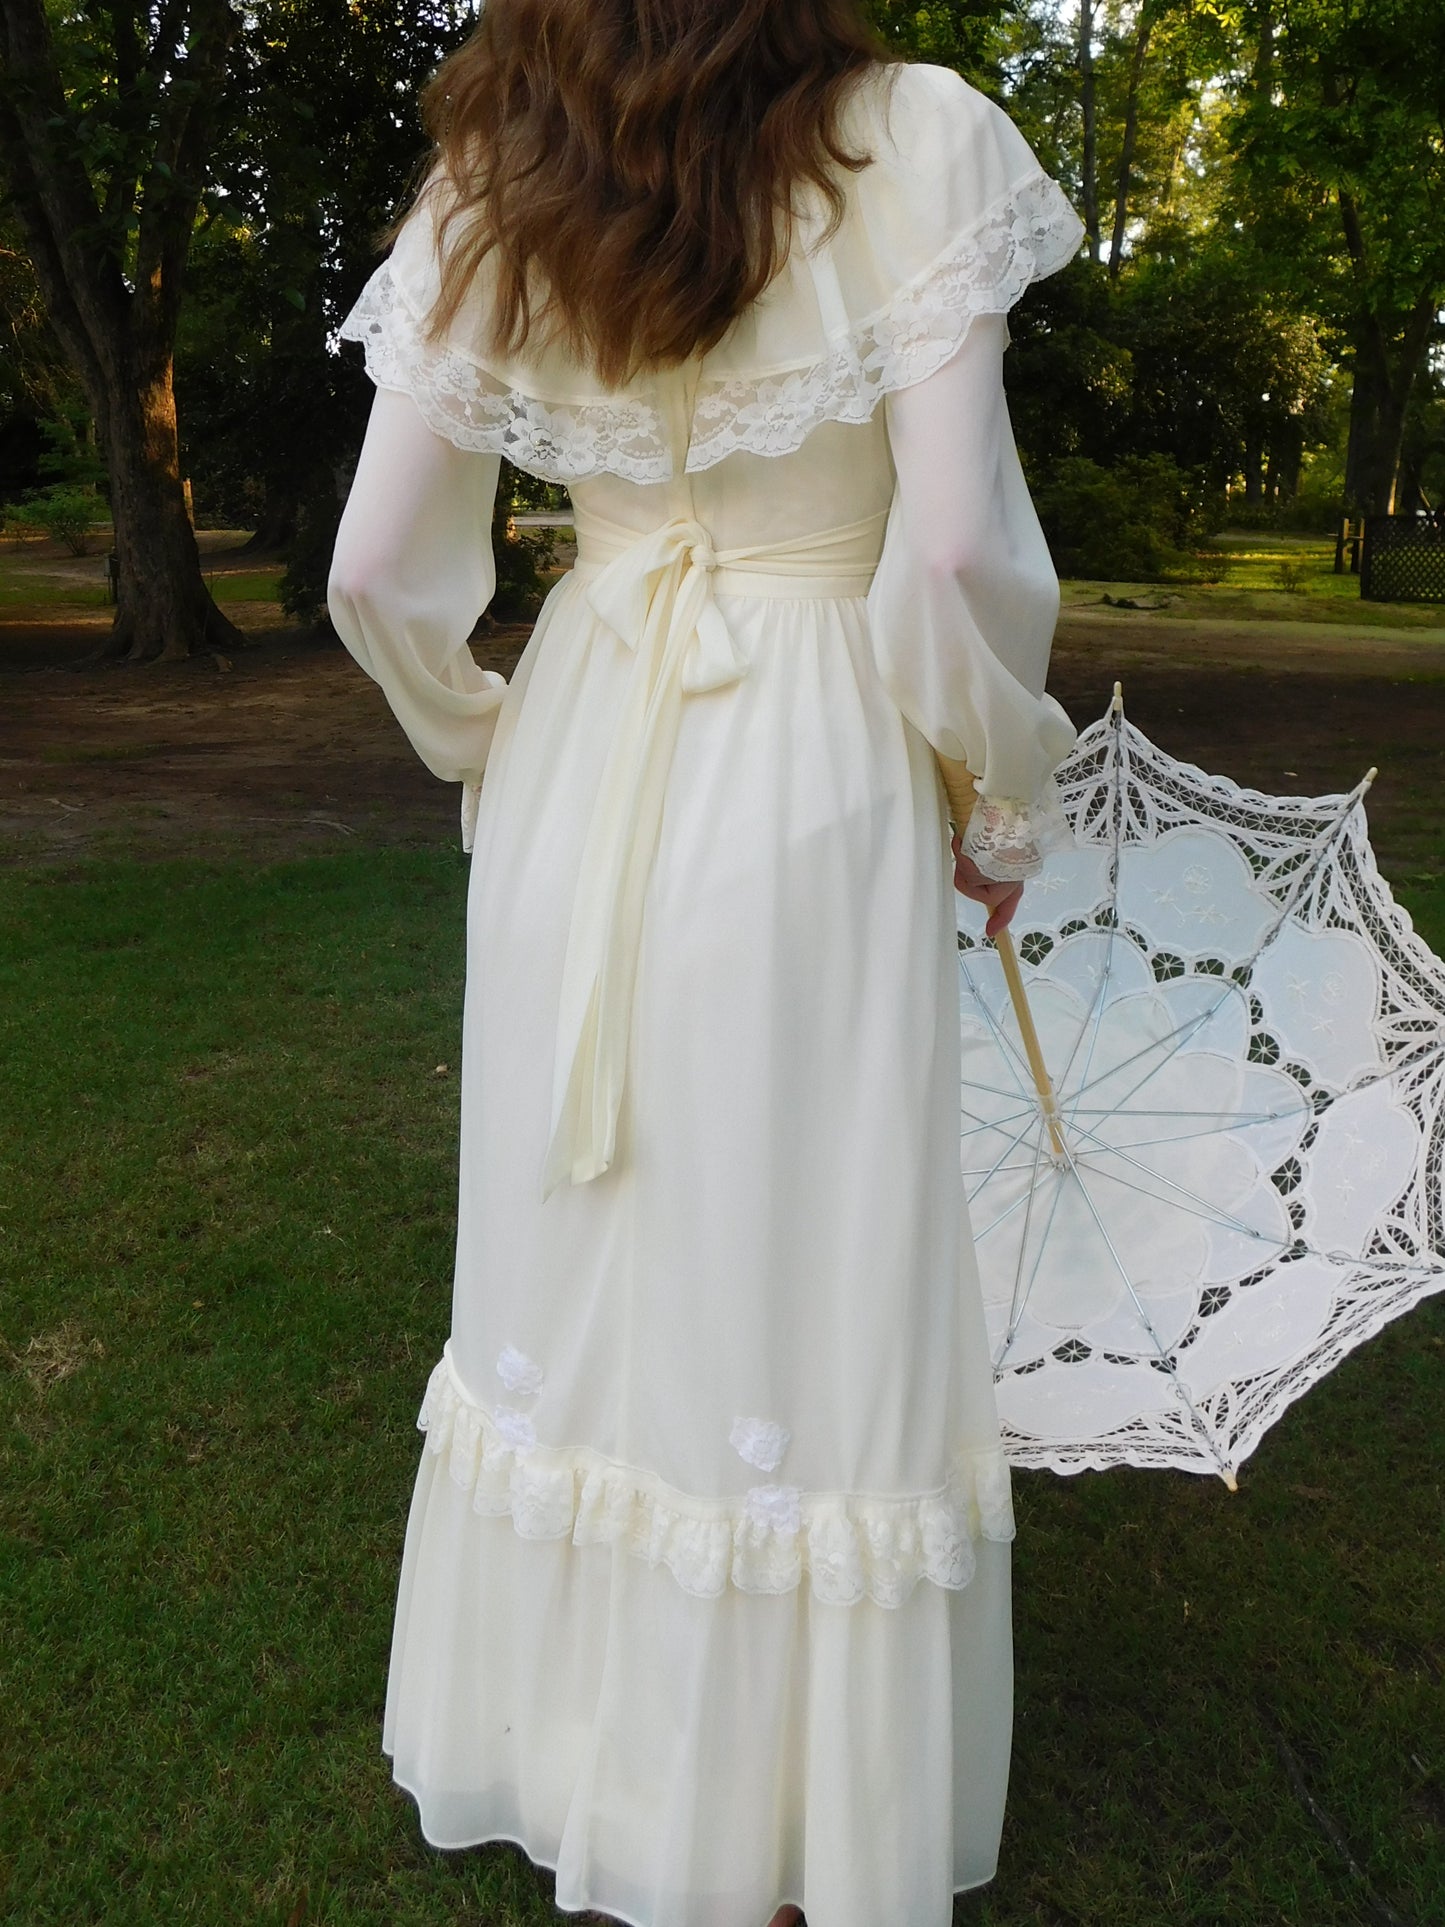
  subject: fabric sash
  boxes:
[540,506,888,1199]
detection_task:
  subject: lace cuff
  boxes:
[960,782,1073,883]
[461,780,482,853]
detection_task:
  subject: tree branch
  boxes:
[1108,6,1153,278]
[1078,0,1100,262]
[0,0,126,389]
[133,0,240,355]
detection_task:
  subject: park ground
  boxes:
[1,528,1442,1925]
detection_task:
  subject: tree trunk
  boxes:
[1333,158,1441,516]
[1276,417,1303,502]
[1342,352,1408,517]
[1242,441,1262,507]
[0,0,243,662]
[1341,291,1437,516]
[1253,6,1275,105]
[241,492,299,555]
[97,354,242,662]
[1108,9,1153,278]
[1078,0,1100,264]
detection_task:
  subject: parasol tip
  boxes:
[1221,1468,1239,1493]
[1363,765,1378,790]
[1111,681,1124,714]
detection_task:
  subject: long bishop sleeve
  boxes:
[327,383,507,838]
[867,310,1076,882]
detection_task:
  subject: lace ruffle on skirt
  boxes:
[336,169,1082,484]
[416,1348,1016,1610]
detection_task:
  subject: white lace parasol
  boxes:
[960,687,1445,1485]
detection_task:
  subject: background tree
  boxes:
[0,0,245,660]
[1222,0,1445,517]
[4,0,1441,619]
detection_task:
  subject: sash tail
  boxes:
[540,520,747,1200]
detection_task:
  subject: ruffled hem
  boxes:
[336,169,1081,483]
[415,1347,1016,1609]
[379,1797,1004,1913]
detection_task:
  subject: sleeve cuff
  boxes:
[959,781,1073,883]
[461,780,482,853]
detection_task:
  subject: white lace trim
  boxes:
[961,781,1075,883]
[337,266,672,485]
[338,169,1080,482]
[417,1350,1015,1608]
[687,171,1082,472]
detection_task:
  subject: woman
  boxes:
[327,3,1082,1922]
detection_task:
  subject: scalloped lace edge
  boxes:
[687,171,1083,472]
[961,780,1075,883]
[416,1350,1016,1608]
[336,268,672,485]
[336,169,1081,483]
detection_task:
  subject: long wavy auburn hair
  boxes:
[386,0,895,388]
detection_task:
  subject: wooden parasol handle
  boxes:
[935,750,1066,1158]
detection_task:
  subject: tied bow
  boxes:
[583,516,750,694]
[540,516,751,1199]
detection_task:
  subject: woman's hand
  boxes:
[951,833,1023,939]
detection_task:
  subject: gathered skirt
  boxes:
[381,568,1017,1926]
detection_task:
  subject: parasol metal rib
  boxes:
[936,750,1067,1158]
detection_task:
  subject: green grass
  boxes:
[0,539,284,618]
[0,571,110,611]
[2,852,1442,1925]
[202,565,285,606]
[1060,529,1445,633]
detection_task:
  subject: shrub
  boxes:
[286,456,561,630]
[1032,454,1213,581]
[4,485,106,556]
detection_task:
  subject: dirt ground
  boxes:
[3,534,1443,878]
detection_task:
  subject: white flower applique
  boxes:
[744,1484,803,1535]
[491,1406,538,1454]
[496,1344,544,1396]
[729,1415,791,1473]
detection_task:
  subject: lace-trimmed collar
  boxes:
[336,67,1084,483]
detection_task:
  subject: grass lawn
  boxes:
[1060,528,1445,633]
[0,532,285,615]
[2,848,1442,1925]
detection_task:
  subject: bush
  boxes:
[285,456,561,630]
[279,480,342,626]
[4,485,106,556]
[1032,454,1214,581]
[488,498,558,621]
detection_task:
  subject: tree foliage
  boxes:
[2,0,1442,620]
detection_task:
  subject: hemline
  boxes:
[385,1756,1001,1922]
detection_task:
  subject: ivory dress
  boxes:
[327,60,1082,1927]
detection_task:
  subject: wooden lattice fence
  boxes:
[1361,511,1445,604]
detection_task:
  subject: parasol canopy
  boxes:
[957,689,1445,1485]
